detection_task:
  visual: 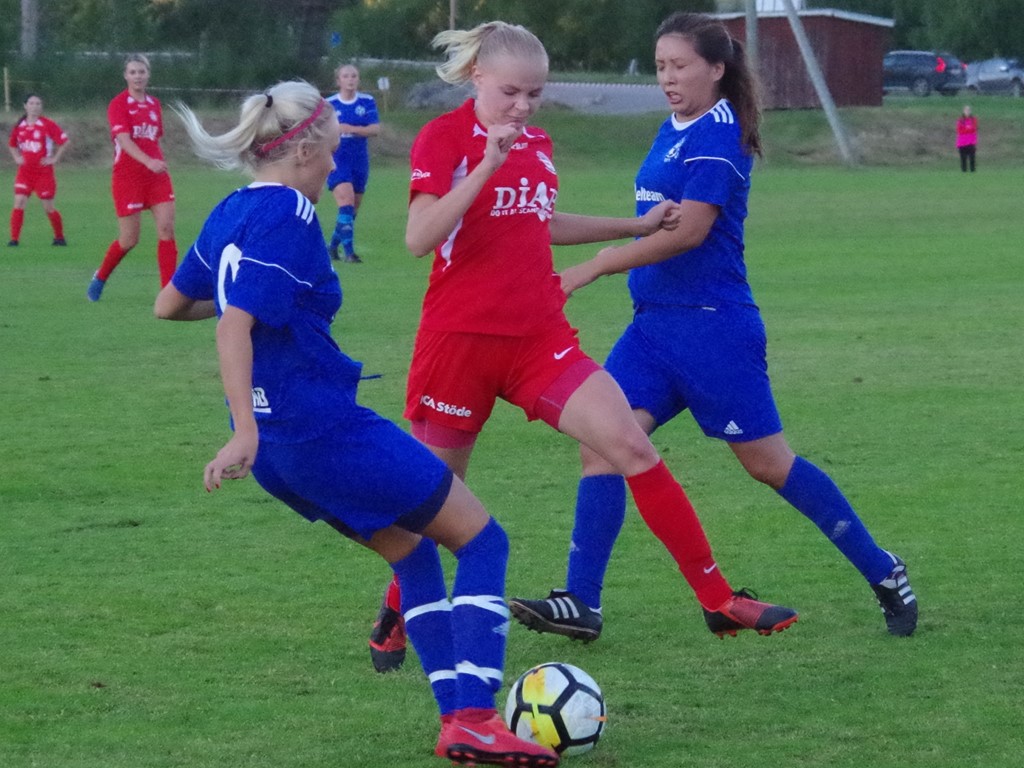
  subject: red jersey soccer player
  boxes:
[7,94,69,247]
[87,53,178,301]
[366,21,797,675]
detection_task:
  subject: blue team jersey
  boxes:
[628,99,755,309]
[327,92,379,163]
[172,183,363,444]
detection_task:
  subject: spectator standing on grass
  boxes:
[510,12,918,641]
[326,64,380,263]
[366,19,798,675]
[88,53,178,301]
[7,94,69,247]
[956,104,977,172]
[153,80,559,768]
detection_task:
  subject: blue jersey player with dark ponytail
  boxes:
[510,12,918,640]
[154,80,559,768]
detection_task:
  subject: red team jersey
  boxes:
[107,90,173,215]
[8,116,68,168]
[108,90,165,169]
[409,99,566,336]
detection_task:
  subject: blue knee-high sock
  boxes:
[451,517,509,712]
[777,456,893,584]
[391,538,456,715]
[565,474,627,609]
[328,210,342,249]
[331,205,355,256]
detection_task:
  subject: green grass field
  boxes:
[2,107,1023,767]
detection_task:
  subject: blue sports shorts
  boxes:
[251,404,452,541]
[605,304,783,443]
[327,152,370,194]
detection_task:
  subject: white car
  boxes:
[965,57,1024,96]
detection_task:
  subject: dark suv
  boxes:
[883,50,967,96]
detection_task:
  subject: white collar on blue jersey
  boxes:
[670,98,729,131]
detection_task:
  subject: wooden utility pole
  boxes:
[745,0,758,73]
[780,0,857,166]
[21,0,39,58]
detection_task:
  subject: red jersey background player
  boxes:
[88,53,178,301]
[7,94,69,247]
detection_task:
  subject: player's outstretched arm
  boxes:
[549,199,681,246]
[559,200,719,296]
[154,282,216,321]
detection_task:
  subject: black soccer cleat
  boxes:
[368,602,406,673]
[7,240,18,246]
[328,245,340,260]
[871,553,918,637]
[52,237,67,246]
[509,589,603,642]
[703,588,799,638]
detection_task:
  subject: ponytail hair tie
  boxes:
[264,93,273,108]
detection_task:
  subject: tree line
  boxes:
[1,0,1020,102]
[817,0,1023,61]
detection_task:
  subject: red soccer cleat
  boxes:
[437,708,560,767]
[369,601,407,673]
[703,588,799,638]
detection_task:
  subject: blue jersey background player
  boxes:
[154,80,560,767]
[510,12,918,640]
[326,64,380,263]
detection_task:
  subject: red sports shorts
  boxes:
[404,320,600,435]
[111,165,175,217]
[14,164,56,200]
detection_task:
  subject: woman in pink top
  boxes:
[956,105,977,172]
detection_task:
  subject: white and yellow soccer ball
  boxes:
[504,662,607,756]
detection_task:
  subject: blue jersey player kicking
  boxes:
[510,12,918,640]
[326,64,380,263]
[154,81,559,768]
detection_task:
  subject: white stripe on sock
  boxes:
[428,669,457,683]
[452,594,509,617]
[456,661,503,684]
[405,598,453,623]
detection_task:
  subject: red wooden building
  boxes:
[717,9,894,109]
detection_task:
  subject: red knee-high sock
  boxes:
[626,460,733,611]
[385,573,402,612]
[97,240,129,281]
[157,239,178,287]
[10,209,24,241]
[47,210,64,239]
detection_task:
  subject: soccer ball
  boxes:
[504,662,606,756]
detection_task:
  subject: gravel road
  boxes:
[543,82,668,115]
[404,79,668,116]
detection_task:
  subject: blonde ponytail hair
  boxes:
[174,80,335,175]
[432,21,548,84]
